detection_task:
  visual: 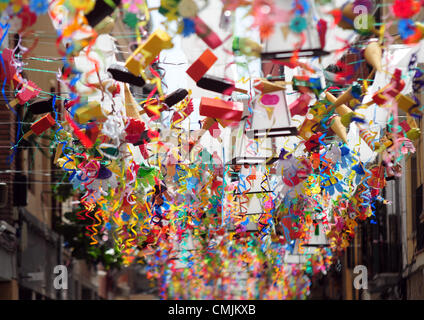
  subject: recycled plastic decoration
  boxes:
[1,0,423,299]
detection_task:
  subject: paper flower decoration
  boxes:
[123,12,139,29]
[16,5,37,33]
[335,60,355,83]
[320,172,344,195]
[293,0,309,15]
[29,0,48,15]
[392,0,420,19]
[125,118,145,144]
[352,162,366,185]
[182,17,195,37]
[398,19,416,39]
[340,145,353,168]
[122,0,143,13]
[290,15,307,33]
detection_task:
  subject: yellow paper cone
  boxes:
[325,92,353,117]
[327,88,355,113]
[298,118,318,140]
[217,118,237,128]
[254,80,286,94]
[197,117,216,139]
[330,116,348,143]
[281,25,290,40]
[124,84,143,121]
[54,144,63,164]
[364,42,382,72]
[263,106,274,119]
[338,3,356,30]
[75,101,105,123]
[94,16,115,35]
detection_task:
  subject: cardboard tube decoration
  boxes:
[23,114,56,140]
[74,101,106,123]
[125,29,173,76]
[193,16,223,49]
[85,0,121,28]
[8,80,41,109]
[186,49,218,82]
[141,89,189,118]
[108,64,146,87]
[196,75,247,95]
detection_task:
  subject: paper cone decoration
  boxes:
[358,126,377,150]
[338,3,356,30]
[326,88,355,113]
[364,42,382,72]
[124,84,143,121]
[190,117,219,152]
[263,106,275,119]
[167,164,176,178]
[54,144,63,164]
[325,92,353,117]
[254,79,285,94]
[281,25,290,40]
[374,138,393,151]
[91,80,118,94]
[198,117,217,138]
[95,16,115,34]
[216,118,238,128]
[337,2,380,36]
[407,115,418,129]
[330,116,348,143]
[298,118,318,140]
